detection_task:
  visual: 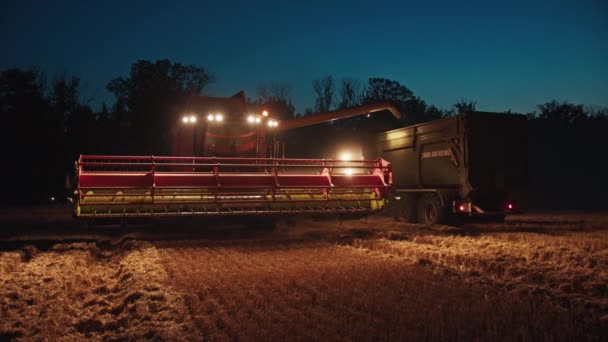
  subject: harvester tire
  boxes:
[417,194,444,225]
[395,194,417,223]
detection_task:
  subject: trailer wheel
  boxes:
[395,194,417,223]
[417,194,444,225]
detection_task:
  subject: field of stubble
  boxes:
[0,208,606,341]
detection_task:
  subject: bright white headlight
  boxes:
[340,152,352,161]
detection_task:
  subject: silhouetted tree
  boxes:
[51,74,80,128]
[525,100,608,210]
[253,82,295,121]
[535,100,585,124]
[312,76,334,112]
[405,96,429,124]
[0,68,59,203]
[588,107,608,122]
[453,99,477,114]
[425,105,444,121]
[360,77,435,125]
[98,102,110,121]
[256,81,291,102]
[107,59,214,154]
[361,77,413,104]
[303,107,314,116]
[0,68,49,126]
[338,78,362,109]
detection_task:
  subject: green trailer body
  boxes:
[375,111,527,223]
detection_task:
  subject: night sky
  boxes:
[2,0,607,114]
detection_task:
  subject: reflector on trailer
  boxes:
[75,155,392,218]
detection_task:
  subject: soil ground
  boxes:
[0,206,606,341]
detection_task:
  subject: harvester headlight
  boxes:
[255,117,261,124]
[262,110,269,117]
[189,115,197,123]
[247,115,255,123]
[207,114,214,122]
[215,114,223,122]
[182,116,189,123]
[268,119,278,127]
[340,152,352,161]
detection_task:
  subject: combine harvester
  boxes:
[74,92,399,223]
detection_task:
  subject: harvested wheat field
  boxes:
[0,208,606,341]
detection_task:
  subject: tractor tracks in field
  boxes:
[0,240,202,340]
[156,239,415,340]
[2,213,605,340]
[344,228,608,322]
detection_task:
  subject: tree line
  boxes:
[1,59,606,206]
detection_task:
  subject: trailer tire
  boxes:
[395,194,418,223]
[417,194,444,225]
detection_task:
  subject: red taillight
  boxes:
[454,201,471,213]
[507,203,513,210]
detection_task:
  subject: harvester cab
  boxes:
[74,92,400,220]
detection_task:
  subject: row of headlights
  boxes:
[183,114,278,127]
[182,114,224,123]
[247,115,278,127]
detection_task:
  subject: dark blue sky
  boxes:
[2,0,607,114]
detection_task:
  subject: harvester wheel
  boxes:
[395,194,417,223]
[417,194,444,225]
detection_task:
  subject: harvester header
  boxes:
[76,155,392,218]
